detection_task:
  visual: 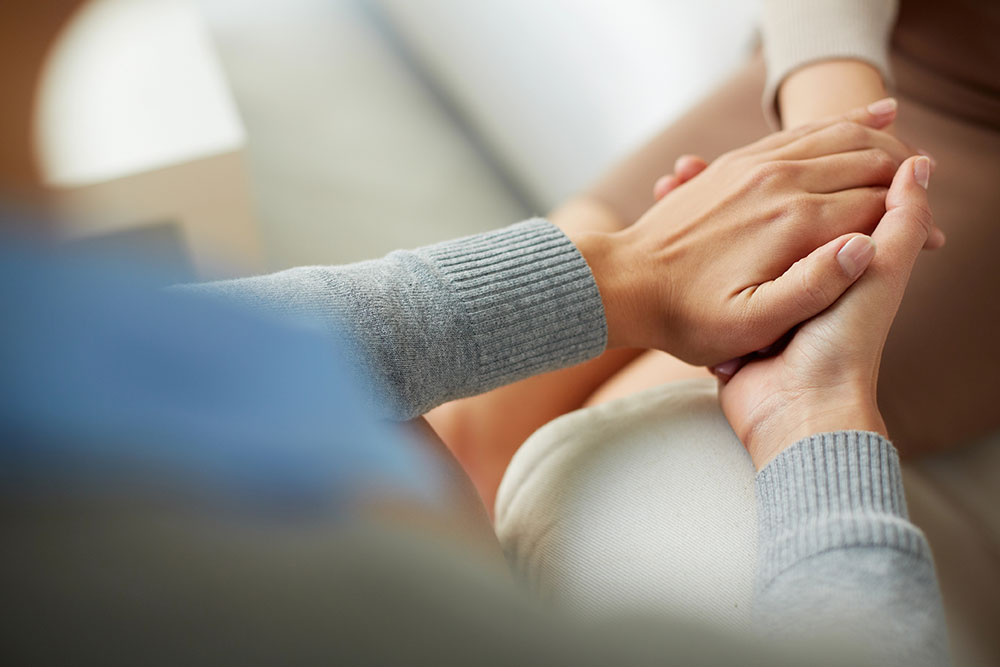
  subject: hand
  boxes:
[717,156,935,470]
[777,59,940,215]
[573,99,940,365]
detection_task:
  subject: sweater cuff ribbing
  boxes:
[418,219,607,390]
[760,0,898,128]
[755,431,930,590]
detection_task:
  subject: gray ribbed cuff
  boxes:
[760,0,898,127]
[756,431,930,589]
[419,218,607,390]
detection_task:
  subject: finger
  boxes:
[748,232,877,335]
[790,149,898,193]
[917,149,938,172]
[772,121,915,164]
[674,154,708,181]
[811,186,888,239]
[653,155,710,201]
[782,167,945,251]
[746,98,898,153]
[815,157,934,342]
[924,225,946,250]
[834,157,944,250]
[653,174,680,201]
[867,156,934,296]
[776,188,886,257]
[711,357,745,382]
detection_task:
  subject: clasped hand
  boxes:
[571,99,939,468]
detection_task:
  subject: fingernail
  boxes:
[866,97,898,117]
[837,236,876,279]
[712,358,742,380]
[917,149,937,171]
[914,156,931,189]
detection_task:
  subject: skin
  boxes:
[418,119,935,518]
[432,100,936,511]
[426,57,943,510]
[3,6,935,513]
[0,12,948,651]
[720,156,933,469]
[779,60,890,131]
[572,102,934,365]
[708,58,944,417]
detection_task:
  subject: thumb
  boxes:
[750,232,876,334]
[866,155,934,297]
[752,156,933,345]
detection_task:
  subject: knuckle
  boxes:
[867,187,891,219]
[887,136,913,157]
[748,161,791,189]
[782,193,822,223]
[909,200,935,233]
[870,185,890,204]
[870,149,898,177]
[818,189,886,227]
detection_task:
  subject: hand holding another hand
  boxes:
[573,99,941,366]
[718,156,935,469]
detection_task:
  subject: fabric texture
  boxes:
[497,380,954,665]
[760,0,899,126]
[755,432,948,667]
[0,237,892,667]
[185,219,950,662]
[496,379,758,629]
[755,430,923,587]
[182,219,607,420]
[589,6,1000,657]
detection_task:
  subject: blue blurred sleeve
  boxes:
[0,241,443,509]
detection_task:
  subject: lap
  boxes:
[496,379,757,630]
[496,379,1000,665]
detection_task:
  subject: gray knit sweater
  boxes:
[194,219,949,664]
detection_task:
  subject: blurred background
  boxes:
[35,0,760,278]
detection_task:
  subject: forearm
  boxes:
[753,432,949,665]
[778,60,888,129]
[761,0,897,128]
[181,220,607,420]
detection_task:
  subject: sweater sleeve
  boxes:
[179,219,607,420]
[760,0,899,127]
[754,431,950,665]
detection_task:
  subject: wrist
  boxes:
[748,388,885,470]
[570,229,643,350]
[778,60,888,130]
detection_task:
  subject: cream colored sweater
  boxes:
[761,0,899,126]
